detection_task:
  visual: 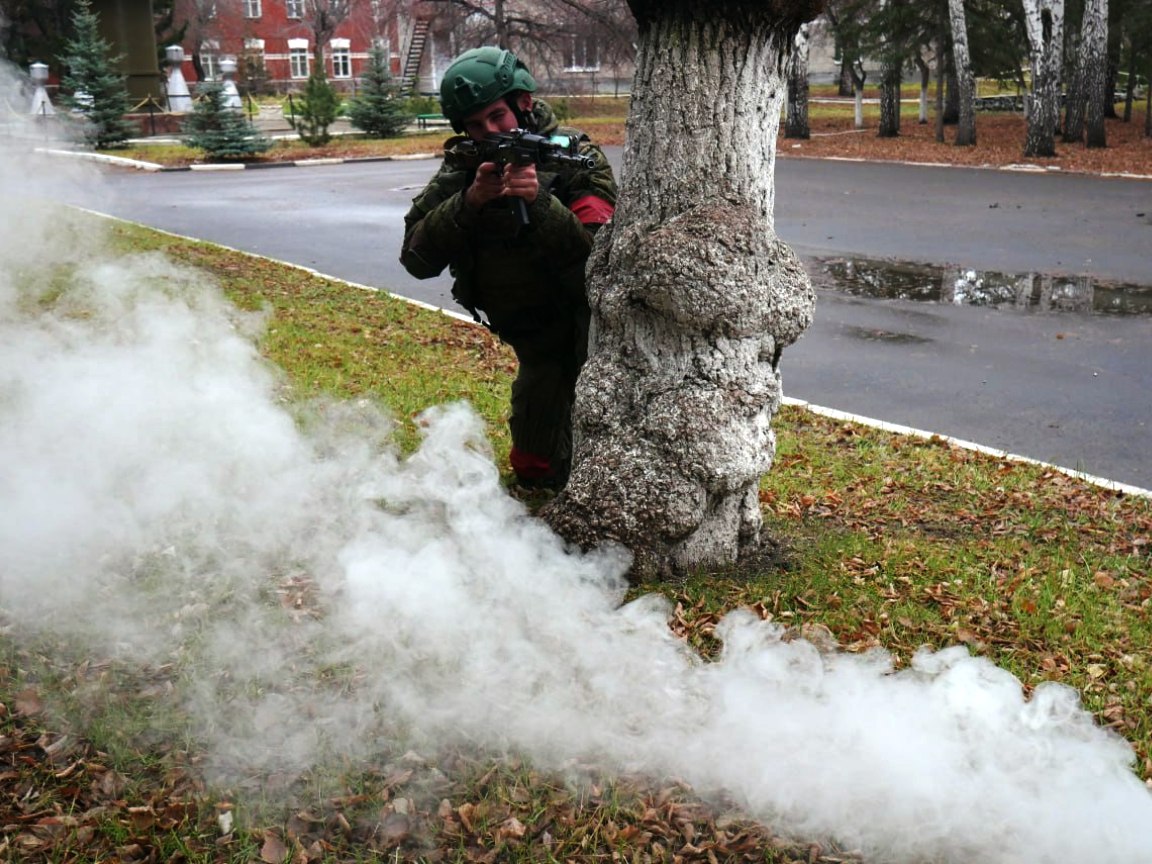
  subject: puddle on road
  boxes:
[810,257,1152,316]
[841,325,932,344]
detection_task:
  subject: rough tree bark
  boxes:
[785,23,811,138]
[1022,0,1064,157]
[948,0,976,145]
[877,0,902,138]
[878,66,901,137]
[1064,24,1086,141]
[1064,0,1108,144]
[1083,0,1110,147]
[943,64,960,124]
[542,0,821,581]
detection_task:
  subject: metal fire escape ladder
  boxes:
[400,18,430,94]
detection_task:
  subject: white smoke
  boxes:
[2,63,1151,864]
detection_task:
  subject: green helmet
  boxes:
[439,47,537,132]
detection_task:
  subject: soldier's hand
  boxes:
[465,162,505,210]
[502,163,538,204]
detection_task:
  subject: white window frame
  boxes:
[243,38,266,77]
[288,38,310,79]
[564,34,600,73]
[330,38,351,78]
[243,0,261,18]
[285,0,304,18]
[200,40,221,80]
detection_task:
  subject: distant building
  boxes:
[177,0,402,93]
[175,0,634,97]
[393,0,636,98]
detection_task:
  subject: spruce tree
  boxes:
[288,71,340,146]
[60,0,136,149]
[347,44,411,138]
[182,81,271,160]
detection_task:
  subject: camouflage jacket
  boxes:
[399,100,617,337]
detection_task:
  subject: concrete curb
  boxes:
[71,209,1152,501]
[35,147,166,172]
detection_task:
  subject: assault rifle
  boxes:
[446,129,597,226]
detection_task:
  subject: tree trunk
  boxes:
[1122,44,1136,122]
[1063,0,1108,143]
[852,60,866,128]
[1064,26,1085,141]
[1145,80,1151,137]
[1022,0,1064,158]
[785,23,811,139]
[915,54,930,124]
[1104,14,1121,119]
[878,70,901,137]
[943,63,959,124]
[1084,0,1109,147]
[494,0,508,47]
[935,33,946,142]
[543,2,819,581]
[877,0,901,138]
[839,57,854,96]
[948,0,976,145]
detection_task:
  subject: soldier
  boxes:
[401,47,617,491]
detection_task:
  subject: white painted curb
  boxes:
[781,397,1152,499]
[35,147,163,172]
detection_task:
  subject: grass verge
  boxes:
[1,218,1149,863]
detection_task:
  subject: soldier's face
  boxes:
[461,93,532,140]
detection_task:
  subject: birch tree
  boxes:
[823,0,869,127]
[914,54,931,124]
[785,22,811,138]
[542,0,821,581]
[1084,0,1110,147]
[1022,0,1064,157]
[877,0,902,137]
[1063,0,1109,147]
[947,0,975,144]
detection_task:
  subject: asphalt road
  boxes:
[62,153,1152,490]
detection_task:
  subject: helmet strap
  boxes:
[506,93,533,131]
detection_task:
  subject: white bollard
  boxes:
[219,57,243,110]
[165,45,193,112]
[29,62,55,116]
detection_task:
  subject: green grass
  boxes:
[2,218,1149,863]
[105,222,516,455]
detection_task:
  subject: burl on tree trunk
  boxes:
[543,2,820,581]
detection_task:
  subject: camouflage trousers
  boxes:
[501,301,589,487]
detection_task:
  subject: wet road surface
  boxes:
[63,153,1152,490]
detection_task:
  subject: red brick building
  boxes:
[175,0,403,93]
[174,0,635,97]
